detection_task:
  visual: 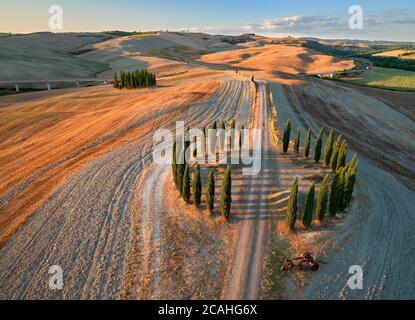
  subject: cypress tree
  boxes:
[120,71,124,88]
[336,140,348,171]
[113,72,119,89]
[282,119,291,153]
[192,164,202,208]
[172,140,177,186]
[206,168,215,214]
[239,125,244,149]
[220,119,226,149]
[302,182,315,227]
[285,178,298,231]
[230,119,236,130]
[182,164,191,201]
[316,174,330,222]
[323,128,334,166]
[220,119,226,130]
[294,128,300,155]
[330,135,343,172]
[314,128,324,162]
[220,164,232,220]
[342,158,357,210]
[304,128,311,158]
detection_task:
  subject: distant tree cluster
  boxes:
[113,69,156,89]
[282,120,358,231]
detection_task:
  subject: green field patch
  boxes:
[340,67,415,91]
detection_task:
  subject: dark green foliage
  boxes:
[239,125,244,149]
[220,164,232,220]
[192,164,202,208]
[206,168,215,214]
[120,71,125,88]
[220,119,226,130]
[115,69,156,89]
[172,140,177,186]
[176,150,185,194]
[112,72,119,89]
[285,178,298,231]
[330,135,343,172]
[212,120,217,130]
[282,119,291,153]
[328,169,344,217]
[323,128,334,166]
[182,164,191,201]
[302,183,315,227]
[304,128,311,158]
[316,174,330,221]
[340,156,358,210]
[336,140,348,171]
[294,128,300,155]
[314,128,324,162]
[230,119,236,130]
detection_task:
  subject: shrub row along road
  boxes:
[223,81,277,299]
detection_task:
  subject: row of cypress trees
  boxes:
[285,155,358,230]
[171,138,232,220]
[112,69,156,89]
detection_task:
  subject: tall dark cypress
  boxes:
[285,178,298,231]
[316,173,330,222]
[304,128,311,158]
[192,164,202,208]
[330,135,343,172]
[314,128,324,162]
[172,140,177,186]
[302,183,315,227]
[294,128,301,155]
[206,168,215,214]
[113,72,119,89]
[323,128,334,166]
[282,119,291,153]
[182,164,191,202]
[220,164,232,220]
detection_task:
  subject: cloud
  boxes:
[187,9,415,39]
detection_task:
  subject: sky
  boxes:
[1,0,415,41]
